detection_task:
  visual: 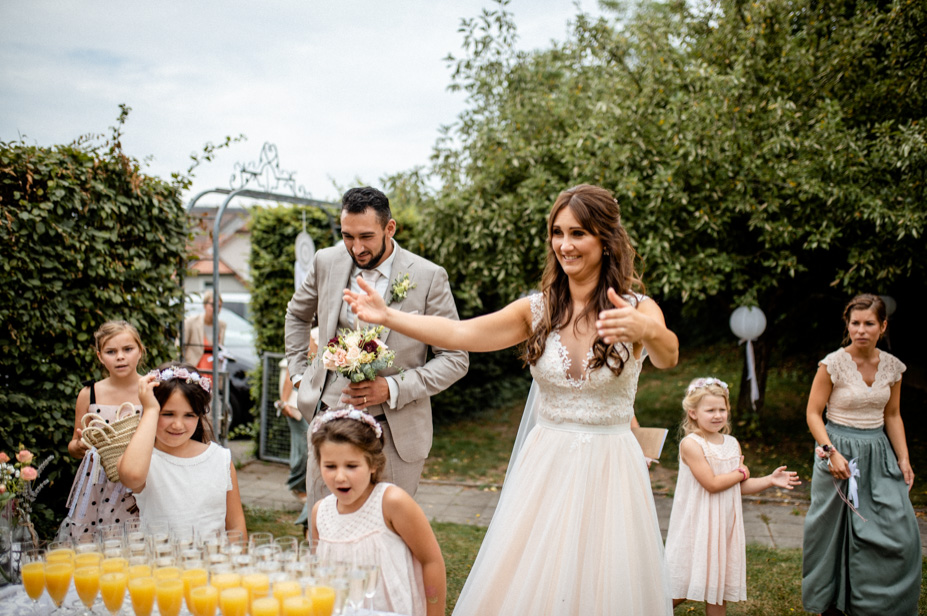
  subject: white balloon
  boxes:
[730,306,767,341]
[880,295,897,317]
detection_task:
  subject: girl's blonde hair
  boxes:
[680,377,732,437]
[94,320,146,371]
[310,417,386,484]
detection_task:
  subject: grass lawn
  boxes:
[244,508,927,614]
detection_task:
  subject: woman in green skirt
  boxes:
[802,294,920,615]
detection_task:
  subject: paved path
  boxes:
[231,442,927,554]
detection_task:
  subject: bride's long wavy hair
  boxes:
[522,185,645,377]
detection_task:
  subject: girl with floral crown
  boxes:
[59,321,146,540]
[664,377,800,615]
[310,409,446,616]
[118,362,246,537]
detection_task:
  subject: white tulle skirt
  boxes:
[452,418,672,615]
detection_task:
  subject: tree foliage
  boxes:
[423,0,926,422]
[0,117,189,536]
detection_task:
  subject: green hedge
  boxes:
[0,136,187,538]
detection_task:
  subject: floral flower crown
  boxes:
[310,408,382,439]
[147,367,211,393]
[686,377,729,396]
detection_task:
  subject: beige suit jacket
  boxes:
[182,313,227,367]
[284,242,469,463]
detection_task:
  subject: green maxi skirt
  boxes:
[802,423,921,615]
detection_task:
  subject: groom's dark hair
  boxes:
[342,186,391,227]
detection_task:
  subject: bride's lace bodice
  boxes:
[528,293,644,426]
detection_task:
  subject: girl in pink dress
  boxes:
[59,321,146,540]
[310,409,446,616]
[664,378,800,616]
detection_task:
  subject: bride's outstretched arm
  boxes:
[345,276,533,352]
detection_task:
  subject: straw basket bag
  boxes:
[80,402,141,483]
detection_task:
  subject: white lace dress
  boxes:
[452,294,671,616]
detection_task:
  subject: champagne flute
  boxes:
[346,567,367,612]
[99,570,128,616]
[251,596,280,616]
[189,584,219,616]
[219,586,249,616]
[44,558,74,615]
[361,563,379,611]
[20,548,46,614]
[73,564,102,616]
[156,577,185,616]
[127,576,157,616]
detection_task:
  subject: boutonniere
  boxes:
[389,273,416,303]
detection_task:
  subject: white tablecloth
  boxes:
[0,583,406,615]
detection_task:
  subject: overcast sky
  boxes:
[1,1,604,206]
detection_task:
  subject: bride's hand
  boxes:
[596,288,651,345]
[343,276,390,324]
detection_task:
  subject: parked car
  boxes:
[184,301,257,429]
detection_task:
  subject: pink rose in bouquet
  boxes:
[16,450,34,465]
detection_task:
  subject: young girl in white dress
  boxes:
[665,377,800,615]
[117,362,247,538]
[310,409,446,616]
[60,321,145,540]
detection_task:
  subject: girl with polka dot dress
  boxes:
[59,321,146,540]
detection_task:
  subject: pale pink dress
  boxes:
[316,482,426,616]
[665,433,747,604]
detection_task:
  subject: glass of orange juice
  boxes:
[43,560,74,613]
[181,567,209,608]
[219,586,249,616]
[281,596,313,616]
[251,596,280,616]
[189,584,219,616]
[241,572,270,610]
[128,576,157,616]
[21,549,46,614]
[73,565,101,615]
[100,556,128,574]
[307,585,336,616]
[156,577,185,616]
[272,580,302,604]
[99,570,127,615]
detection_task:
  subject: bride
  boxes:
[344,184,678,615]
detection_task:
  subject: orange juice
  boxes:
[44,561,74,607]
[272,580,301,604]
[99,571,128,614]
[101,556,128,573]
[154,565,182,580]
[128,563,153,579]
[156,577,185,616]
[281,596,313,616]
[190,584,219,616]
[46,548,75,564]
[128,576,157,616]
[74,551,103,568]
[21,561,45,601]
[251,596,280,616]
[241,572,270,608]
[219,586,249,616]
[73,565,101,608]
[182,567,209,608]
[307,586,335,616]
[212,572,241,592]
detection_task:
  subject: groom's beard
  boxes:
[349,235,388,270]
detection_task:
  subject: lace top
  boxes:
[820,348,906,429]
[528,293,646,426]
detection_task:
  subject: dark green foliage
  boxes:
[0,130,188,538]
[426,0,927,424]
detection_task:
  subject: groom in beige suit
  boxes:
[285,186,469,506]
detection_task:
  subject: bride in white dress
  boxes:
[344,184,678,615]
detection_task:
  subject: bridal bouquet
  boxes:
[322,325,397,382]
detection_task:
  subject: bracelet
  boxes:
[736,468,747,482]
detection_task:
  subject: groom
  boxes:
[284,186,469,506]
